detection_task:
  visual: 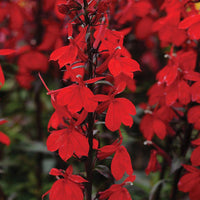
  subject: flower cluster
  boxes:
[138,0,200,199]
[0,0,64,89]
[40,0,140,199]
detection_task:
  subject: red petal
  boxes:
[70,130,89,158]
[0,49,16,55]
[0,65,5,88]
[187,106,200,129]
[70,174,88,183]
[0,119,7,125]
[97,139,120,160]
[58,45,78,67]
[165,84,178,105]
[133,1,152,18]
[179,15,200,29]
[178,172,199,192]
[105,101,121,131]
[49,179,68,200]
[50,46,69,61]
[108,58,121,77]
[0,131,10,146]
[18,51,48,73]
[57,85,83,113]
[156,64,178,86]
[82,87,98,112]
[111,146,133,180]
[49,168,63,176]
[153,119,167,140]
[124,175,136,184]
[191,138,200,145]
[140,114,154,140]
[188,22,200,40]
[46,130,64,152]
[184,71,200,82]
[66,165,73,176]
[178,80,190,105]
[84,77,105,84]
[183,164,200,173]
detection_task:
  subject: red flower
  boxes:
[145,150,161,175]
[99,175,136,200]
[50,27,87,67]
[108,56,140,78]
[140,114,167,140]
[111,146,133,181]
[47,125,89,161]
[0,131,10,146]
[153,13,187,46]
[178,165,200,200]
[47,105,73,130]
[18,50,48,74]
[50,43,78,67]
[140,105,177,140]
[136,17,154,40]
[98,133,133,181]
[105,97,136,131]
[95,88,136,131]
[16,50,49,89]
[54,77,104,113]
[179,14,200,40]
[114,73,136,92]
[43,165,87,200]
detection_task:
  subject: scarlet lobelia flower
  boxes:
[108,54,140,78]
[49,26,88,67]
[178,165,200,200]
[140,106,176,140]
[97,132,133,181]
[95,85,136,132]
[145,150,161,175]
[46,122,89,161]
[99,175,136,200]
[43,165,87,200]
[52,76,104,113]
